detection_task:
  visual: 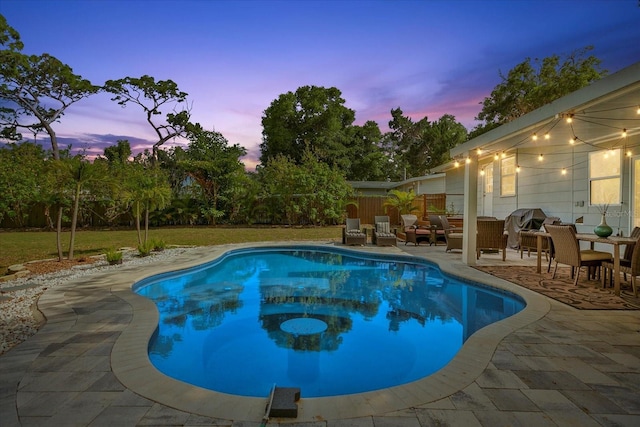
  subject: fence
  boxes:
[346,193,447,225]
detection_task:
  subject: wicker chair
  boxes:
[602,230,640,296]
[518,217,560,259]
[476,219,508,261]
[373,215,397,246]
[546,224,612,286]
[401,214,432,246]
[440,215,463,252]
[428,215,447,245]
[342,218,367,245]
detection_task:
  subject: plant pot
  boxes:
[594,214,613,238]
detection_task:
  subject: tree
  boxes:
[103,75,201,160]
[344,121,388,181]
[0,14,23,51]
[385,109,466,178]
[0,141,46,226]
[470,46,606,138]
[0,20,99,260]
[260,85,355,170]
[179,129,247,224]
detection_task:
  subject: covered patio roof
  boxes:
[447,61,640,264]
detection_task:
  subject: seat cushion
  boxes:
[376,222,390,233]
[580,250,612,262]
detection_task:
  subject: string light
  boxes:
[480,169,485,176]
[626,150,633,157]
[544,133,550,140]
[570,136,577,145]
[622,128,627,138]
[566,114,573,123]
[532,133,538,141]
[465,157,471,164]
[538,154,544,161]
[501,152,506,159]
[637,106,640,114]
[494,153,499,161]
[561,168,567,175]
[516,165,521,173]
[476,148,483,155]
[454,160,460,168]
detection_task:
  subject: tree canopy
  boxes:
[260,85,356,171]
[470,46,606,138]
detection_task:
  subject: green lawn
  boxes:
[0,226,342,273]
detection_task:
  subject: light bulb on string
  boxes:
[566,115,573,123]
[561,168,567,175]
[544,133,550,140]
[538,154,543,161]
[637,106,640,115]
[501,152,506,159]
[494,153,499,161]
[622,128,627,138]
[626,150,633,157]
[465,157,471,164]
[476,148,482,155]
[570,136,577,144]
[454,160,460,168]
[532,133,538,141]
[516,165,521,173]
[480,169,485,176]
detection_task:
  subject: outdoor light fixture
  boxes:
[570,136,577,144]
[465,157,471,164]
[544,133,550,140]
[532,133,538,141]
[480,169,485,176]
[565,114,573,123]
[516,165,521,173]
[561,168,567,175]
[538,154,543,161]
[494,153,499,161]
[454,160,460,168]
[622,128,627,138]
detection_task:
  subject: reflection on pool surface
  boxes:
[134,246,525,397]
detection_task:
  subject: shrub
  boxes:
[138,241,154,257]
[151,238,166,252]
[105,248,123,265]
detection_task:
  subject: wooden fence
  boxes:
[346,193,447,225]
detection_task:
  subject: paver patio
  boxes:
[1,241,639,426]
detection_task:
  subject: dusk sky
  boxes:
[1,0,639,170]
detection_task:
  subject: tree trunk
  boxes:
[135,201,142,245]
[144,207,149,244]
[56,205,64,261]
[68,182,81,260]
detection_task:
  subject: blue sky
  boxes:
[1,0,639,169]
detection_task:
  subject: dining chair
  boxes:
[602,234,640,296]
[545,224,612,286]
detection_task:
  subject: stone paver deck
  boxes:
[1,241,639,426]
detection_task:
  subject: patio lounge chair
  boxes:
[546,224,612,286]
[440,215,463,252]
[342,218,367,245]
[476,219,508,261]
[602,233,639,296]
[373,215,397,246]
[401,214,431,245]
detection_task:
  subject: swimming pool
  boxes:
[134,246,525,398]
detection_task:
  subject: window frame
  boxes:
[500,155,516,197]
[588,148,622,207]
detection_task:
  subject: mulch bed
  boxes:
[474,265,640,310]
[23,257,100,276]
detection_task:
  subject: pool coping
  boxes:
[49,241,551,422]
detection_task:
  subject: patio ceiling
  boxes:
[451,61,640,161]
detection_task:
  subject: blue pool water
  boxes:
[134,246,525,398]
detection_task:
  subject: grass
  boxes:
[0,226,342,273]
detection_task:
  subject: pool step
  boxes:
[269,387,300,418]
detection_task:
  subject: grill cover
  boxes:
[505,208,547,249]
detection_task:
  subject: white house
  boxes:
[441,61,640,264]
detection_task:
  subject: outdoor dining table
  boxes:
[535,231,636,296]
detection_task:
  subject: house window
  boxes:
[500,156,516,196]
[589,149,621,205]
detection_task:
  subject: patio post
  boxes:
[462,152,478,265]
